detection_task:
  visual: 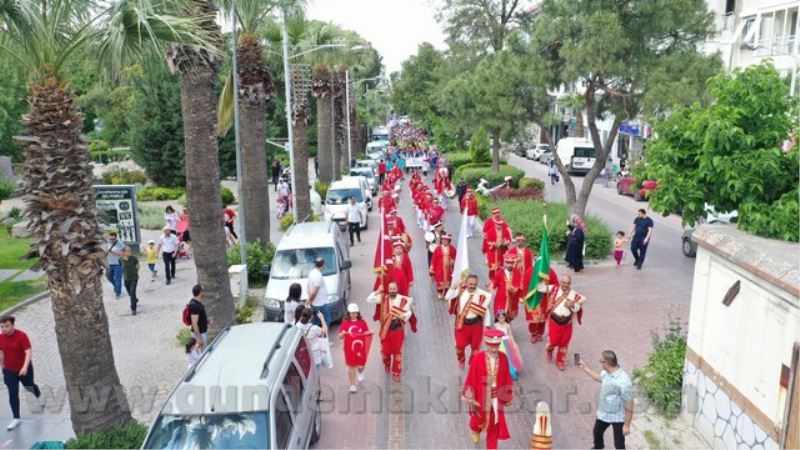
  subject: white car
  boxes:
[341,175,373,211]
[526,143,550,160]
[324,178,368,230]
[355,159,377,175]
[349,167,377,195]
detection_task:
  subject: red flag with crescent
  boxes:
[344,331,372,367]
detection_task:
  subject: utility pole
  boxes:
[231,1,247,265]
[345,69,353,169]
[281,11,299,221]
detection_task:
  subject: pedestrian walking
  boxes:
[157,226,178,285]
[377,159,387,186]
[0,316,41,430]
[185,337,201,368]
[367,281,413,383]
[103,232,125,297]
[579,350,634,449]
[307,257,332,327]
[277,177,291,216]
[223,206,238,240]
[188,284,208,348]
[548,159,559,184]
[296,307,328,370]
[283,283,302,325]
[565,215,586,272]
[461,329,513,449]
[142,240,158,280]
[456,178,468,209]
[164,205,178,235]
[345,196,361,246]
[120,246,140,315]
[628,209,654,270]
[545,275,586,371]
[314,156,319,177]
[271,159,282,189]
[339,303,371,393]
[613,231,627,266]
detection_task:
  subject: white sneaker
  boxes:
[6,419,20,430]
[357,371,364,383]
[349,385,357,393]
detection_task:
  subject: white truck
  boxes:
[556,137,596,175]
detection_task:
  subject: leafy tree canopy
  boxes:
[390,43,445,126]
[639,63,799,242]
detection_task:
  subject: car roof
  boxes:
[330,178,362,189]
[278,221,339,250]
[163,323,298,414]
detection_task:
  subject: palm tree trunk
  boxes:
[491,130,501,172]
[331,91,341,179]
[316,97,332,182]
[239,101,270,243]
[293,118,312,221]
[21,78,131,434]
[179,69,235,335]
[576,107,585,139]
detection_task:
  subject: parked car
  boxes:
[682,229,697,257]
[349,167,377,195]
[526,143,550,160]
[262,221,352,321]
[324,178,368,230]
[355,159,377,175]
[681,206,737,258]
[142,323,322,449]
[366,141,386,161]
[342,175,372,211]
[616,176,659,201]
[539,149,554,165]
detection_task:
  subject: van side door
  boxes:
[280,362,307,449]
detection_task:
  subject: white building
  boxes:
[702,0,799,93]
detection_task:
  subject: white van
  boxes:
[366,141,386,161]
[372,127,390,142]
[323,178,368,230]
[556,137,596,175]
[142,323,322,449]
[262,221,352,322]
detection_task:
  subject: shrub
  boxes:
[220,186,235,206]
[443,151,472,169]
[65,421,148,449]
[488,187,544,201]
[7,207,23,222]
[235,297,260,324]
[314,180,329,200]
[101,168,148,186]
[136,186,185,201]
[226,239,276,284]
[138,205,165,230]
[457,164,525,189]
[634,311,687,417]
[0,178,14,203]
[477,198,612,259]
[279,213,321,231]
[469,127,491,163]
[519,177,546,190]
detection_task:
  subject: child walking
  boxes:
[185,337,202,368]
[614,231,627,266]
[143,240,158,280]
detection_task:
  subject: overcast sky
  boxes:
[305,0,447,75]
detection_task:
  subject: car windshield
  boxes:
[144,412,269,449]
[271,247,337,279]
[574,147,596,158]
[350,170,373,179]
[327,188,362,204]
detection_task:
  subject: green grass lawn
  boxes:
[0,235,36,270]
[0,277,47,312]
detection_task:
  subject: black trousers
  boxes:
[225,221,238,239]
[631,239,649,267]
[593,419,625,449]
[162,251,176,281]
[348,221,361,245]
[3,367,40,419]
[124,278,139,313]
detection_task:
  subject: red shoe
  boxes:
[392,373,401,383]
[546,350,553,362]
[557,362,566,371]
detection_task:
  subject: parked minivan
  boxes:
[142,323,322,449]
[323,178,368,230]
[556,137,596,175]
[262,221,352,323]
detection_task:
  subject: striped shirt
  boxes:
[596,368,634,423]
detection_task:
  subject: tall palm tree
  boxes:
[331,68,345,177]
[1,0,211,434]
[290,64,312,221]
[312,64,333,183]
[165,0,234,336]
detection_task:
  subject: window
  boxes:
[725,0,735,15]
[274,392,293,449]
[295,338,312,377]
[270,247,336,279]
[326,188,363,204]
[574,147,596,158]
[282,363,305,414]
[741,16,759,49]
[143,412,270,449]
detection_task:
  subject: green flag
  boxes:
[525,224,551,309]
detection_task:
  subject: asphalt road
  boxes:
[506,153,695,292]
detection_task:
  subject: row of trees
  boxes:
[0,0,385,436]
[392,0,724,218]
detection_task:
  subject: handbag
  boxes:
[319,335,334,369]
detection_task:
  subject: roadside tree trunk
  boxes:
[313,65,333,182]
[20,77,131,434]
[291,66,312,222]
[491,130,500,172]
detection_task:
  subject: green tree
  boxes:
[469,127,491,163]
[640,64,799,242]
[529,0,722,218]
[390,42,445,129]
[0,63,26,161]
[0,0,210,434]
[437,0,524,55]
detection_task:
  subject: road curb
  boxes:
[0,290,50,317]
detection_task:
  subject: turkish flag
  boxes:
[344,331,372,367]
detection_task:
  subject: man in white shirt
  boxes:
[156,226,179,285]
[345,196,361,246]
[306,257,331,327]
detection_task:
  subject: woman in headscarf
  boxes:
[564,214,586,272]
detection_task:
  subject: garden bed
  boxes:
[455,164,525,188]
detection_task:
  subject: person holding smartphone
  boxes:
[579,350,634,449]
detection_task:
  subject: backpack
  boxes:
[182,303,191,326]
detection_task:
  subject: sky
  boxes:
[305,0,447,75]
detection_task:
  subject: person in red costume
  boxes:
[367,281,413,382]
[482,216,512,280]
[462,329,514,449]
[378,190,396,212]
[446,274,491,368]
[490,249,522,321]
[460,188,479,238]
[425,198,445,230]
[513,233,534,289]
[429,233,456,300]
[483,207,504,234]
[545,274,586,371]
[392,240,414,288]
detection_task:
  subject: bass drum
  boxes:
[445,187,456,198]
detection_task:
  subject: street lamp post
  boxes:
[280,12,299,222]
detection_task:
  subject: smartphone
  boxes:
[574,353,581,366]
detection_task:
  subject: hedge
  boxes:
[519,177,546,190]
[456,164,525,189]
[443,151,507,171]
[65,421,148,448]
[136,186,185,201]
[477,197,612,259]
[101,168,148,185]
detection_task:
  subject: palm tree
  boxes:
[0,0,211,434]
[290,64,312,221]
[332,68,345,177]
[165,0,235,335]
[312,64,333,182]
